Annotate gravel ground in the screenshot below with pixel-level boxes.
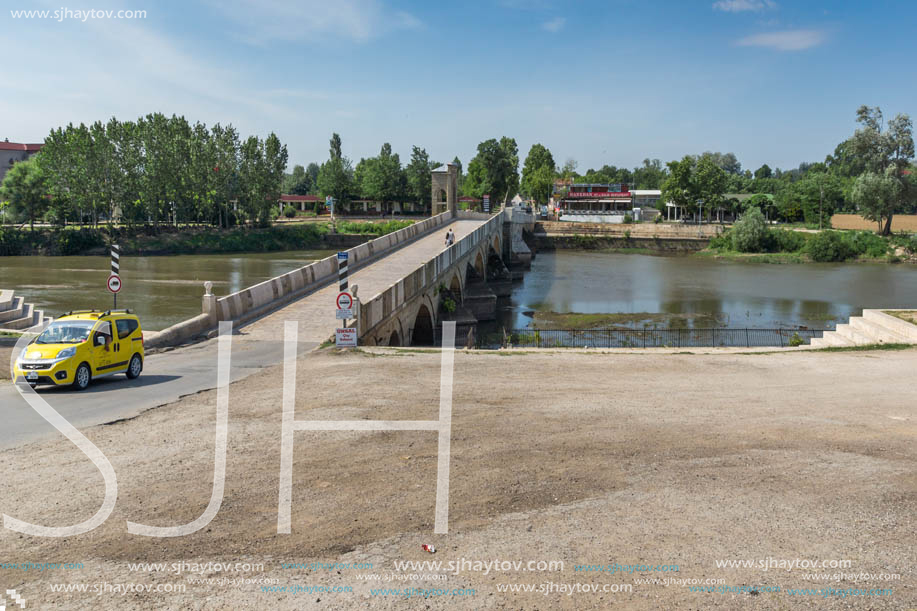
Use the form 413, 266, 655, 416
0, 346, 914, 610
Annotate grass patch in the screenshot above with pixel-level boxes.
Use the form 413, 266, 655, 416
695, 250, 806, 264
884, 310, 917, 326
812, 343, 914, 352
531, 311, 724, 330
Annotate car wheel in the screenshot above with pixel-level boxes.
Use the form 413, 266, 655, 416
72, 363, 91, 391
126, 354, 143, 379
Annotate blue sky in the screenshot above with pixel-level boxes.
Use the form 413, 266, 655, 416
3, 0, 915, 174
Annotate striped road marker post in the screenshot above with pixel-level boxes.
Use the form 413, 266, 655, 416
110, 244, 122, 309
337, 251, 348, 292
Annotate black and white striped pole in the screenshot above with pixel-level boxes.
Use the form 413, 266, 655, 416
108, 244, 122, 309
335, 251, 357, 347
338, 251, 348, 292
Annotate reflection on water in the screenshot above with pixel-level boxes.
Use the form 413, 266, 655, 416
496, 251, 917, 330
0, 250, 335, 330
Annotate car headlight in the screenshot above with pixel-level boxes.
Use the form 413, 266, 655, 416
56, 347, 76, 359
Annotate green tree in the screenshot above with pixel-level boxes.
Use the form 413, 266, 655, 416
464, 138, 516, 204
850, 105, 915, 234
632, 158, 666, 189
500, 137, 520, 204
851, 172, 903, 233
754, 164, 773, 180
660, 156, 696, 217
406, 146, 433, 208
732, 206, 768, 252
360, 143, 405, 212
0, 155, 49, 230
283, 164, 312, 195
694, 156, 728, 220
317, 132, 354, 206
520, 144, 555, 200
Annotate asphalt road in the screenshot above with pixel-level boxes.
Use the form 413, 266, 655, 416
0, 334, 317, 450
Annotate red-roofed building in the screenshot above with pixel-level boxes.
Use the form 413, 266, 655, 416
0, 140, 44, 183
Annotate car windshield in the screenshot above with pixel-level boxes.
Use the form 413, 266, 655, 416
35, 320, 95, 344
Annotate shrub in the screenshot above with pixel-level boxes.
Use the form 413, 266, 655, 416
843, 231, 887, 258
283, 205, 297, 218
55, 229, 105, 255
806, 231, 852, 262
622, 213, 633, 224
788, 332, 804, 347
708, 230, 732, 251
731, 207, 768, 253
768, 228, 809, 253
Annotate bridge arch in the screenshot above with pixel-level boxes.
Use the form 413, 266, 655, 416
492, 233, 501, 256
388, 329, 401, 346
410, 301, 436, 346
473, 250, 485, 278
448, 272, 463, 303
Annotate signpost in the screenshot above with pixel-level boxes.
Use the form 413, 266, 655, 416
335, 328, 357, 347
109, 244, 122, 308
335, 251, 355, 345
336, 291, 353, 319
483, 194, 490, 213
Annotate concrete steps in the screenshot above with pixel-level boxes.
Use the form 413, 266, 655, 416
0, 289, 53, 331
811, 309, 917, 348
863, 309, 917, 341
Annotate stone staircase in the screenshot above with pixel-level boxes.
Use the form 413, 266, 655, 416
810, 309, 917, 348
0, 289, 53, 332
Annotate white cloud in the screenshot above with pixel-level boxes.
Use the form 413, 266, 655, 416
713, 0, 777, 12
735, 29, 827, 51
542, 17, 565, 32
206, 0, 421, 44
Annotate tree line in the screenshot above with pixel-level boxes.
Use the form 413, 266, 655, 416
1, 113, 287, 229
3, 105, 914, 235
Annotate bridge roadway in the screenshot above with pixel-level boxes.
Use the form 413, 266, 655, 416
0, 219, 486, 449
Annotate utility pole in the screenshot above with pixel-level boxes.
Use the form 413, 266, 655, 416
819, 181, 824, 230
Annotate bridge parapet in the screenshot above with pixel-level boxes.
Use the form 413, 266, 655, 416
358, 212, 503, 342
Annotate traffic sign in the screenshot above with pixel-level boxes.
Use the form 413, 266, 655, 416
337, 251, 349, 261
107, 274, 122, 294
336, 308, 353, 320
336, 328, 357, 347
336, 292, 353, 310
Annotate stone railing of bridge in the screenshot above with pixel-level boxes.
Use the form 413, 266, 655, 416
356, 210, 505, 342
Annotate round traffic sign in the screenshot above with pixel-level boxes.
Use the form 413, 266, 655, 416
336, 291, 353, 309
107, 274, 122, 294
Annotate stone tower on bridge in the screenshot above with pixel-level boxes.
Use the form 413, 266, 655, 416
431, 163, 458, 216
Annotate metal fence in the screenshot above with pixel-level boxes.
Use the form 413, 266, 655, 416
477, 328, 825, 349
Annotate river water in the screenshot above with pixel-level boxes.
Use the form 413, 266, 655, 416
495, 251, 917, 330
0, 250, 335, 330
3, 249, 916, 333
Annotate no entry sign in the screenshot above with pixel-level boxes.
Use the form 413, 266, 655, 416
107, 274, 122, 294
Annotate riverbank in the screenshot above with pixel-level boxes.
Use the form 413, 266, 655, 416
533, 221, 917, 264
0, 220, 415, 256
1, 345, 914, 610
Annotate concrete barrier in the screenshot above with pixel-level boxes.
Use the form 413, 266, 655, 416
145, 212, 454, 349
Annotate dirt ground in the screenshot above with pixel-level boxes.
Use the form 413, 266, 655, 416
0, 346, 914, 610
1, 346, 12, 380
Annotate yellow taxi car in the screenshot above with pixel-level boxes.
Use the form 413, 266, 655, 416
13, 310, 144, 390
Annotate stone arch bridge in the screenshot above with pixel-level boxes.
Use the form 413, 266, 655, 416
356, 211, 509, 346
